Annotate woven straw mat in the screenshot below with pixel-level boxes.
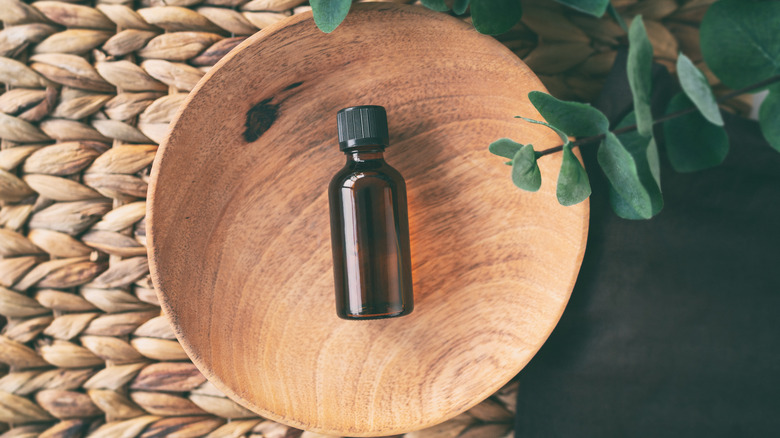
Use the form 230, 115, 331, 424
0, 0, 734, 437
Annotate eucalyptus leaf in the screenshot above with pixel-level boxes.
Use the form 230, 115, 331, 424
607, 111, 663, 219
517, 117, 570, 146
677, 53, 723, 126
528, 91, 609, 137
453, 0, 470, 15
610, 139, 663, 219
620, 117, 662, 192
663, 93, 729, 172
489, 138, 524, 159
470, 0, 522, 35
647, 136, 661, 188
759, 88, 780, 153
627, 15, 654, 137
420, 0, 449, 12
310, 0, 352, 33
608, 188, 643, 221
557, 145, 591, 206
607, 4, 627, 32
512, 145, 542, 191
700, 0, 780, 90
553, 0, 609, 17
598, 132, 652, 219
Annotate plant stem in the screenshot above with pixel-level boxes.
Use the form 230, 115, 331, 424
535, 74, 780, 158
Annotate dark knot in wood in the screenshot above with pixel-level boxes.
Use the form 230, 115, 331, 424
244, 98, 278, 142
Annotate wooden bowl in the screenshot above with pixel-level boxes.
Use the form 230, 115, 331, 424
148, 3, 588, 436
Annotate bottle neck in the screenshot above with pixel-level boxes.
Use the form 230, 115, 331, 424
344, 146, 385, 162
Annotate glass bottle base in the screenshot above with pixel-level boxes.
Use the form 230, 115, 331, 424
338, 307, 413, 320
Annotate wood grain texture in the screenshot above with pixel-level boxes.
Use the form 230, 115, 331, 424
147, 3, 588, 436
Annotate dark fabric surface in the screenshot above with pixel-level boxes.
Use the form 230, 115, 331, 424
515, 51, 780, 437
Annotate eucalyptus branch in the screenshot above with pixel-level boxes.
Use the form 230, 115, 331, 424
535, 74, 780, 158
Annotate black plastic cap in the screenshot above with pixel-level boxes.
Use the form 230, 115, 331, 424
337, 105, 389, 151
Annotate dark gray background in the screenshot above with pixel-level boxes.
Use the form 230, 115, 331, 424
514, 52, 780, 437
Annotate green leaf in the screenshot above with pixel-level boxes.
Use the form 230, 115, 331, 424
470, 0, 522, 35
557, 145, 591, 206
759, 88, 780, 153
609, 111, 663, 219
700, 0, 780, 90
607, 4, 627, 32
610, 138, 663, 219
528, 91, 609, 137
453, 0, 470, 15
512, 144, 542, 191
489, 138, 524, 159
553, 0, 609, 17
627, 15, 654, 137
310, 0, 352, 33
517, 117, 570, 146
647, 136, 661, 188
676, 53, 723, 126
663, 93, 729, 172
420, 0, 449, 12
598, 132, 652, 219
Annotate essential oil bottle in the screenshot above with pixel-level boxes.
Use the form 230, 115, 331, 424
328, 105, 414, 320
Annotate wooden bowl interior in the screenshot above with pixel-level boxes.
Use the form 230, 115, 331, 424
148, 4, 588, 436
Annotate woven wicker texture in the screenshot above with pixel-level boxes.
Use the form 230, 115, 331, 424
0, 0, 727, 436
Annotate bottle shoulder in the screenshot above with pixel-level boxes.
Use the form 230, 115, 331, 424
329, 162, 405, 190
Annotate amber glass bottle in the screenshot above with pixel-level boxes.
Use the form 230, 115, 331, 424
329, 105, 413, 320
